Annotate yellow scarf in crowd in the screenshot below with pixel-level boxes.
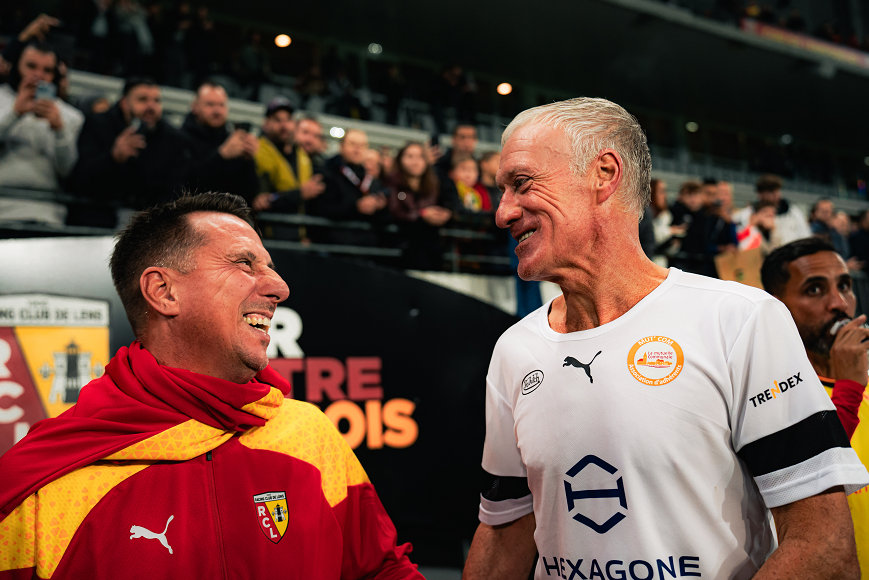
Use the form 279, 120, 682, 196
255, 137, 313, 191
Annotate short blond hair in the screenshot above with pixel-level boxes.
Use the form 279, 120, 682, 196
502, 97, 651, 219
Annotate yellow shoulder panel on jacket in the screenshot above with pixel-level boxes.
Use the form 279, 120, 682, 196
0, 462, 149, 578
239, 399, 369, 507
106, 419, 233, 461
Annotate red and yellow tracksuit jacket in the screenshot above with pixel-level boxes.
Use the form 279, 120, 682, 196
0, 396, 421, 579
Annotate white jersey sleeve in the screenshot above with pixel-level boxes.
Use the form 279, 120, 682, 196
728, 298, 869, 508
479, 334, 534, 525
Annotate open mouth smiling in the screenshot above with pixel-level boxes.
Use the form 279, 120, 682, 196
243, 314, 272, 334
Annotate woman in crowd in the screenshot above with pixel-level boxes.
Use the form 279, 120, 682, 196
387, 142, 454, 269
649, 178, 685, 267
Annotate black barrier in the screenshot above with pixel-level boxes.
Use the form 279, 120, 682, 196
0, 236, 518, 566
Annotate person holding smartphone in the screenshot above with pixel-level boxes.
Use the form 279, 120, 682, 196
0, 39, 83, 215
181, 81, 259, 202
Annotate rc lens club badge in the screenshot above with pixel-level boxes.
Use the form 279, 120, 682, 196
627, 336, 683, 386
254, 491, 289, 544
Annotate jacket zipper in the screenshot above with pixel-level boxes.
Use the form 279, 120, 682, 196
206, 449, 229, 580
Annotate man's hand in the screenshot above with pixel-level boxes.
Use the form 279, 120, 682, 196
421, 205, 452, 226
463, 513, 537, 580
300, 175, 325, 200
755, 488, 859, 580
219, 130, 253, 159
32, 98, 63, 130
18, 14, 59, 42
252, 193, 273, 212
357, 193, 387, 215
112, 125, 147, 163
830, 315, 869, 385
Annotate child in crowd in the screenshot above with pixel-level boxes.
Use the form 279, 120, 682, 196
449, 154, 491, 212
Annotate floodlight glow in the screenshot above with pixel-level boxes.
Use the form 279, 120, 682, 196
330, 127, 345, 138
685, 121, 699, 133
497, 83, 513, 95
864, 156, 869, 167
368, 43, 382, 54
781, 134, 793, 145
275, 34, 291, 48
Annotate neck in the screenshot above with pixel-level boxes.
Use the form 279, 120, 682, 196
547, 217, 669, 333
807, 351, 833, 379
140, 329, 256, 384
406, 175, 421, 190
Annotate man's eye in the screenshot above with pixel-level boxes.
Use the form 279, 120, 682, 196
238, 259, 252, 267
805, 286, 821, 295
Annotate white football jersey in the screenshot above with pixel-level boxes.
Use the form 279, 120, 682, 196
480, 269, 869, 580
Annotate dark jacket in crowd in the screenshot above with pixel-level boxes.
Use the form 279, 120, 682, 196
68, 103, 192, 226
311, 154, 391, 246
811, 220, 850, 260
850, 229, 869, 270
180, 112, 258, 202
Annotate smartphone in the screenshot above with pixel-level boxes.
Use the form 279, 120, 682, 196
236, 121, 252, 133
130, 118, 142, 132
35, 81, 56, 101
429, 134, 439, 148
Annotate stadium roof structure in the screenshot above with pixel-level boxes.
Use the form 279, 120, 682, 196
212, 0, 869, 154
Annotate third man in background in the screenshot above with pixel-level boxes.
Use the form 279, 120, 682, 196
252, 96, 325, 213
762, 237, 869, 577
733, 174, 811, 245
181, 81, 259, 202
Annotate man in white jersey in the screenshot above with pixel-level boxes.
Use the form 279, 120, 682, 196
463, 98, 869, 580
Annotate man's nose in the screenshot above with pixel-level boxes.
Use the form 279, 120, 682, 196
495, 190, 521, 230
829, 288, 850, 313
262, 269, 290, 303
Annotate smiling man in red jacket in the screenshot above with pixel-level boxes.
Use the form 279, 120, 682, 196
0, 192, 422, 580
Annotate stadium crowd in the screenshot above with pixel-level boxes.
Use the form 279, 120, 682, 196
1, 12, 868, 279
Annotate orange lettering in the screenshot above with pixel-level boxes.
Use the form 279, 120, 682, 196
325, 400, 366, 449
383, 398, 418, 448
366, 399, 383, 449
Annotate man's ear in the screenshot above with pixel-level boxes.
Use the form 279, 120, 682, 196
140, 267, 181, 317
592, 149, 624, 205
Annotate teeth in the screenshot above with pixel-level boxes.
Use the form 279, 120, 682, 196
519, 230, 536, 242
243, 315, 272, 334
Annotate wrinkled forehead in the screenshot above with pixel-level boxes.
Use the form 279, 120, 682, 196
497, 123, 571, 182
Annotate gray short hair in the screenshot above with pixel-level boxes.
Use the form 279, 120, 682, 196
501, 97, 651, 219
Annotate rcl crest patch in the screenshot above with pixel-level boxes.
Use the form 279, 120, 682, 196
253, 491, 289, 543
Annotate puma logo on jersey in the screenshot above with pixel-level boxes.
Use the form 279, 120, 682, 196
130, 515, 174, 554
564, 352, 602, 384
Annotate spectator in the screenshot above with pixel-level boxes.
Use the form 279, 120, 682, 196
252, 97, 325, 215
733, 174, 811, 246
115, 0, 154, 76
238, 30, 270, 100
760, 238, 869, 572
450, 154, 491, 213
363, 148, 385, 181
316, 128, 390, 245
0, 40, 84, 224
387, 141, 452, 269
736, 199, 782, 255
430, 64, 476, 136
295, 65, 327, 110
68, 77, 192, 226
849, 210, 869, 272
187, 5, 217, 85
810, 199, 850, 259
161, 2, 192, 88
181, 81, 259, 201
434, 123, 478, 179
294, 115, 327, 167
669, 180, 710, 275
479, 151, 501, 209
649, 178, 685, 266
326, 67, 366, 120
